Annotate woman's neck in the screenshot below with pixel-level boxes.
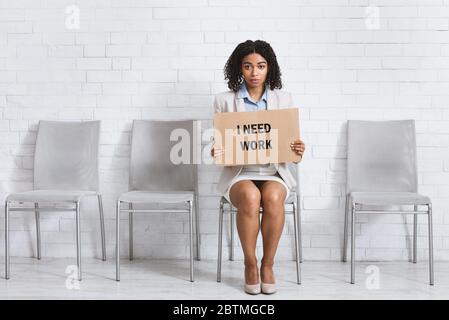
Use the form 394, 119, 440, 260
246, 84, 265, 102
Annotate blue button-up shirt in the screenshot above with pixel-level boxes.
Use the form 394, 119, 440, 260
238, 83, 267, 111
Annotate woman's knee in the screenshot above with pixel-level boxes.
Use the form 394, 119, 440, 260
237, 188, 261, 213
261, 188, 286, 208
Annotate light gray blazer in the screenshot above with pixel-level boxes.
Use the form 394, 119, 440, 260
213, 88, 298, 194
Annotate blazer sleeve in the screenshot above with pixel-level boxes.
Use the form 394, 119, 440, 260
211, 94, 223, 145
213, 95, 223, 114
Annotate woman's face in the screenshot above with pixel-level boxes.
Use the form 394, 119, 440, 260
240, 53, 268, 89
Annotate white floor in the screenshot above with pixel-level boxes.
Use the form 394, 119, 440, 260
0, 257, 447, 300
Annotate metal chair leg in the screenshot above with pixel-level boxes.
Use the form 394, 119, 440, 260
217, 199, 224, 282
129, 203, 133, 261
34, 203, 41, 260
230, 205, 234, 261
5, 201, 10, 280
188, 200, 194, 282
296, 195, 303, 263
195, 194, 201, 261
413, 205, 418, 264
350, 202, 356, 284
97, 195, 106, 261
116, 200, 121, 281
293, 201, 301, 284
428, 203, 434, 286
343, 195, 349, 262
75, 201, 81, 281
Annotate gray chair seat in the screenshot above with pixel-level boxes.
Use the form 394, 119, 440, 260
285, 190, 297, 204
350, 192, 430, 205
7, 190, 98, 203
118, 190, 194, 203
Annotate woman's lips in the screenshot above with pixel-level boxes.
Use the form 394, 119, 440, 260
250, 79, 260, 83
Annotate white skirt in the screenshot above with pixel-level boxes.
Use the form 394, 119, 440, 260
224, 173, 290, 207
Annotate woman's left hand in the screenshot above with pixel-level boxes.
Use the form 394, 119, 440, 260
290, 139, 305, 160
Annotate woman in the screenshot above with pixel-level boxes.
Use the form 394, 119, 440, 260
211, 40, 306, 295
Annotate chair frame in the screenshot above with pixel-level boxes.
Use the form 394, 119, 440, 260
342, 199, 434, 285
5, 197, 106, 281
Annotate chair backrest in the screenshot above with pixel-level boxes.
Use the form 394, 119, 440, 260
34, 120, 100, 191
346, 120, 418, 194
129, 120, 201, 192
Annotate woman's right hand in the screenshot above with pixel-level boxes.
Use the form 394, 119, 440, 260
211, 145, 224, 158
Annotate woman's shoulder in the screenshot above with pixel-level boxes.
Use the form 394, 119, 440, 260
213, 90, 236, 112
214, 90, 236, 99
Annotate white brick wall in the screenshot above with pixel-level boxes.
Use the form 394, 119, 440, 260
0, 0, 448, 262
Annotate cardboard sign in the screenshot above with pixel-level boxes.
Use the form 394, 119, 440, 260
213, 108, 300, 166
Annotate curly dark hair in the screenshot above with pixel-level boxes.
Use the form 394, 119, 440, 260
224, 40, 282, 92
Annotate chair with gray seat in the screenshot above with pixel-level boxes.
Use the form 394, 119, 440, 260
115, 120, 201, 282
217, 162, 303, 285
342, 120, 434, 285
4, 120, 106, 281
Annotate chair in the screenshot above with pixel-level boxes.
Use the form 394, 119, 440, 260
342, 120, 434, 285
4, 120, 106, 281
115, 120, 201, 282
217, 162, 303, 284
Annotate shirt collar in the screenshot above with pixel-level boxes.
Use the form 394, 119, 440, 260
238, 82, 267, 103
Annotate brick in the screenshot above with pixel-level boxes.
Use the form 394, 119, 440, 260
106, 45, 142, 57
77, 58, 112, 70
304, 197, 340, 210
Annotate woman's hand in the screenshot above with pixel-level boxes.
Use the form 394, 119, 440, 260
290, 139, 305, 163
210, 145, 224, 158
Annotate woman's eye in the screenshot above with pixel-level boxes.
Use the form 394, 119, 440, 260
258, 65, 265, 69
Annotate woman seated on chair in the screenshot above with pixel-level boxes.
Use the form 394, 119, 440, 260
211, 40, 306, 295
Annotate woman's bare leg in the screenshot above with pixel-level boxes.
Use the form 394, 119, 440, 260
259, 181, 287, 284
229, 180, 262, 285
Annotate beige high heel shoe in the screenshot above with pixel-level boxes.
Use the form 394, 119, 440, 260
261, 282, 277, 295
244, 267, 261, 295
245, 282, 261, 295
260, 265, 277, 294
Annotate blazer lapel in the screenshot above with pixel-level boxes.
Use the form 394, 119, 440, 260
234, 91, 246, 112
266, 89, 277, 110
